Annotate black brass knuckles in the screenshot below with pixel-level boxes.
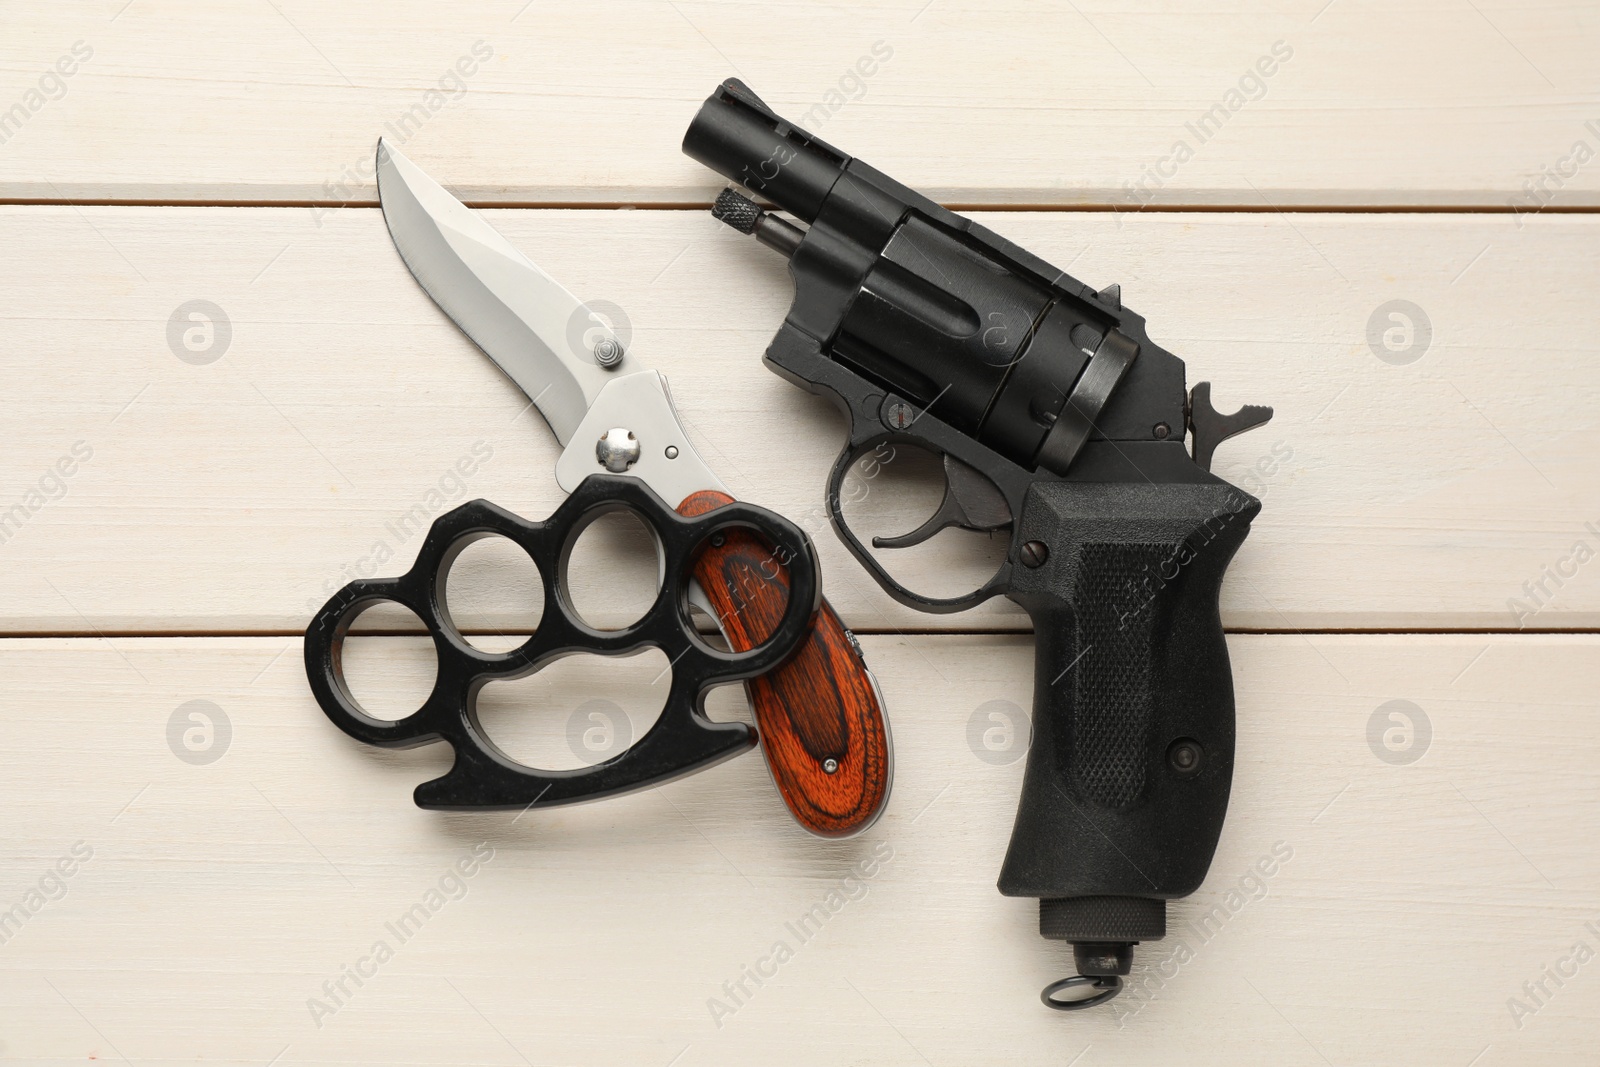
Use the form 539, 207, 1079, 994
303, 474, 820, 812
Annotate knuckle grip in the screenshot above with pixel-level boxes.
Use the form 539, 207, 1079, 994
303, 475, 819, 811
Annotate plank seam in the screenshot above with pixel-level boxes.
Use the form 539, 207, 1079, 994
2, 198, 1598, 215
2, 627, 1596, 638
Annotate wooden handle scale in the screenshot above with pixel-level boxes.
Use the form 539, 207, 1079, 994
678, 490, 891, 837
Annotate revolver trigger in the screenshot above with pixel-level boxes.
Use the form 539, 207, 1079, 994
1187, 382, 1274, 472
872, 455, 1011, 550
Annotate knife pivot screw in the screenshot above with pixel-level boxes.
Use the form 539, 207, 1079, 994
665, 445, 679, 459
710, 532, 726, 547
592, 337, 625, 368
1167, 738, 1204, 777
596, 428, 642, 473
823, 758, 839, 774
1153, 422, 1171, 440
1020, 540, 1049, 568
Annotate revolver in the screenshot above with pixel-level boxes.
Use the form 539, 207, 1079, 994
685, 80, 1273, 1008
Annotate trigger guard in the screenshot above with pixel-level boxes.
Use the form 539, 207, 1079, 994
304, 474, 821, 812
826, 434, 1013, 616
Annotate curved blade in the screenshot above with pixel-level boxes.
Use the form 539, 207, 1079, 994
375, 139, 634, 445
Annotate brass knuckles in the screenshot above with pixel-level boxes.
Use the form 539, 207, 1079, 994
825, 432, 1015, 616
303, 474, 820, 811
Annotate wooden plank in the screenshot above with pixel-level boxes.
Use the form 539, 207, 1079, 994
0, 633, 1594, 1062
1, 205, 1595, 633
2, 2, 1599, 207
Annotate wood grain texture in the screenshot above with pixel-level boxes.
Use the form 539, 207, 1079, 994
0, 5, 1593, 1054
0, 633, 1593, 1063
678, 489, 890, 838
2, 2, 1599, 207
0, 206, 1594, 632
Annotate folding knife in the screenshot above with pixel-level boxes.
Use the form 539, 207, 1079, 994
374, 141, 892, 836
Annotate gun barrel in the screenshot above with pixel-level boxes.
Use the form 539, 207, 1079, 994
683, 79, 847, 224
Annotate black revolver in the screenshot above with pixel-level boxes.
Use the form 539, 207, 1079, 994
685, 80, 1273, 1009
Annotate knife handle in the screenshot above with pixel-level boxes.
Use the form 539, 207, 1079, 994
678, 490, 891, 837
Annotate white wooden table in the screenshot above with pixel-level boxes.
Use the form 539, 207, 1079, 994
1, 3, 1596, 1064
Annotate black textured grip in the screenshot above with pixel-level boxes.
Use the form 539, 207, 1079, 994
1073, 542, 1168, 808
998, 479, 1259, 924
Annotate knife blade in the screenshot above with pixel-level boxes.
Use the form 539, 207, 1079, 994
375, 140, 891, 837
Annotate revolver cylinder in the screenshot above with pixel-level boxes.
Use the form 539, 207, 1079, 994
686, 81, 1142, 477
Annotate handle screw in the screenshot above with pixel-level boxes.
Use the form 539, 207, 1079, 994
1167, 738, 1204, 776
882, 399, 915, 431
593, 337, 624, 368
823, 758, 839, 774
1020, 540, 1050, 568
1153, 422, 1171, 440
